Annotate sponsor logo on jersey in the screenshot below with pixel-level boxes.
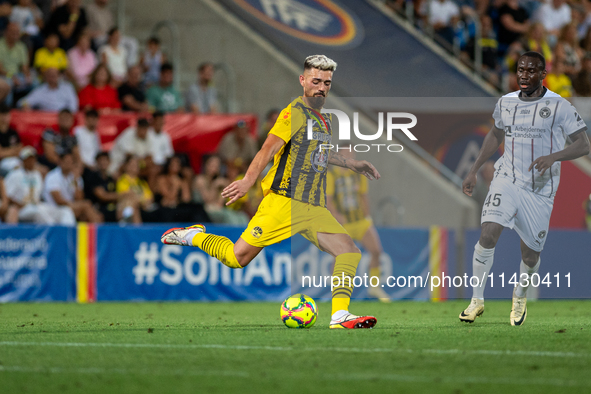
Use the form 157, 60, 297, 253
520, 109, 530, 115
539, 107, 551, 118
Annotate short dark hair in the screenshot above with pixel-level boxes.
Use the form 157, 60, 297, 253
59, 150, 73, 159
161, 63, 173, 73
519, 51, 546, 71
85, 109, 99, 118
108, 26, 119, 37
137, 118, 150, 128
198, 62, 213, 73
95, 151, 109, 161
153, 111, 164, 119
0, 103, 10, 114
148, 36, 160, 45
59, 109, 72, 116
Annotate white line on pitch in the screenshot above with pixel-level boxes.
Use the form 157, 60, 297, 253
0, 341, 589, 359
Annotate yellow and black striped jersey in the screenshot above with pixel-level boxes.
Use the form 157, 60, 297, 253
326, 166, 367, 223
261, 97, 332, 207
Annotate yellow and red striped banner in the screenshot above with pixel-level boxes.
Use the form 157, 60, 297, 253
429, 226, 448, 302
77, 223, 97, 303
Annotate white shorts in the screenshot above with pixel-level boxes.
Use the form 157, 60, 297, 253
481, 176, 554, 252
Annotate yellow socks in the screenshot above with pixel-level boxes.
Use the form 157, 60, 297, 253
331, 252, 361, 315
369, 267, 380, 279
191, 233, 243, 269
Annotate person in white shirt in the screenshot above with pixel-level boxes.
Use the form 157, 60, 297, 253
6, 146, 75, 224
98, 27, 127, 83
426, 0, 460, 44
74, 109, 101, 168
535, 0, 572, 44
108, 117, 154, 174
149, 111, 173, 166
43, 151, 102, 223
459, 51, 590, 326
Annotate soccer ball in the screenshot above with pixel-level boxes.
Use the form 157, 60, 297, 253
280, 294, 317, 328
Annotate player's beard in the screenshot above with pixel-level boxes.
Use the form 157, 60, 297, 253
306, 95, 326, 109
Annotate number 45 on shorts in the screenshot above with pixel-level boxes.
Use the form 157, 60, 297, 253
484, 193, 502, 207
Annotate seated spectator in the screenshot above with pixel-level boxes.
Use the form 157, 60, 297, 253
186, 62, 219, 114
464, 15, 500, 85
0, 104, 23, 173
534, 0, 571, 46
10, 0, 42, 38
85, 0, 113, 48
423, 0, 460, 46
116, 154, 155, 222
497, 0, 529, 50
524, 23, 553, 71
67, 33, 97, 90
4, 146, 70, 224
44, 0, 87, 50
555, 23, 584, 79
33, 33, 68, 74
546, 57, 573, 97
146, 63, 183, 113
141, 36, 165, 86
0, 22, 34, 105
18, 67, 78, 112
150, 111, 173, 166
84, 151, 139, 223
573, 54, 591, 96
0, 172, 17, 223
109, 117, 154, 174
0, 0, 12, 36
42, 151, 100, 224
78, 63, 121, 112
74, 109, 101, 168
217, 119, 257, 169
118, 65, 148, 112
258, 108, 280, 149
38, 108, 79, 170
98, 27, 127, 83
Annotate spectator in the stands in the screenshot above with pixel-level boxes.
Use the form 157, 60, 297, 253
78, 63, 121, 112
33, 32, 68, 73
73, 109, 101, 168
67, 33, 97, 90
84, 151, 138, 223
43, 151, 100, 224
10, 0, 44, 51
4, 146, 69, 224
573, 54, 591, 97
0, 174, 17, 223
497, 0, 529, 50
118, 65, 148, 112
116, 154, 154, 222
44, 0, 87, 50
258, 108, 280, 149
555, 23, 584, 79
0, 104, 22, 173
523, 23, 553, 71
141, 36, 165, 86
147, 63, 183, 113
17, 67, 78, 112
38, 108, 78, 170
186, 62, 219, 114
423, 0, 459, 45
98, 27, 127, 83
109, 117, 154, 175
0, 22, 34, 106
534, 0, 572, 46
545, 56, 573, 98
155, 155, 203, 222
217, 119, 257, 169
85, 0, 113, 48
0, 0, 12, 36
464, 15, 499, 85
149, 111, 173, 167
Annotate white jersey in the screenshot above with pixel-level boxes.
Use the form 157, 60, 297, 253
492, 89, 587, 198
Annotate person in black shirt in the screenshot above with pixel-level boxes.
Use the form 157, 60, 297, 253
38, 108, 79, 170
118, 65, 148, 112
84, 151, 119, 222
0, 104, 22, 173
497, 0, 529, 49
44, 0, 88, 50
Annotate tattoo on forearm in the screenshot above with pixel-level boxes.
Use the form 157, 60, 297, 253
328, 150, 348, 168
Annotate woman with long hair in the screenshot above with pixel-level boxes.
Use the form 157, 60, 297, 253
78, 63, 121, 112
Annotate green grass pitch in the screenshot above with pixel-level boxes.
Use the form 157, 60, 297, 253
1, 300, 590, 393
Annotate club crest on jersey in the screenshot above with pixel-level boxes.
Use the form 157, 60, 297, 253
251, 226, 263, 239
539, 107, 551, 119
310, 146, 329, 173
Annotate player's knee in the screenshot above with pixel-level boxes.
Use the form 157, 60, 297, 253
479, 232, 498, 249
522, 253, 539, 268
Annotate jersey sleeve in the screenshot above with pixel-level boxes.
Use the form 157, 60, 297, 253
269, 105, 304, 143
559, 101, 587, 136
358, 174, 368, 194
325, 170, 335, 197
492, 99, 504, 130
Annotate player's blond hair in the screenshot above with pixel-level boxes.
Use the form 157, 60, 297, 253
304, 55, 337, 72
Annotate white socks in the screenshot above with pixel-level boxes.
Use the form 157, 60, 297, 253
472, 242, 495, 299
515, 258, 540, 298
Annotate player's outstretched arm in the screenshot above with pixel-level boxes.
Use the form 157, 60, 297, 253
328, 150, 381, 180
463, 126, 505, 196
221, 134, 285, 206
528, 130, 590, 176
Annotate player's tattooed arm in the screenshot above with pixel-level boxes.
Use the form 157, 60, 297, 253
328, 150, 381, 180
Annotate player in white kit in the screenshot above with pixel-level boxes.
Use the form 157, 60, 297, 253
460, 52, 590, 326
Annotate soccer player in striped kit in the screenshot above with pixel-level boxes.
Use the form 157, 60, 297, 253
460, 52, 590, 326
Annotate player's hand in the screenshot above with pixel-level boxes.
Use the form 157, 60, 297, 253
221, 178, 252, 206
350, 160, 381, 180
462, 172, 477, 196
529, 155, 556, 176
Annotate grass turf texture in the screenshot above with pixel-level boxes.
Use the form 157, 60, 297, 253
0, 301, 590, 394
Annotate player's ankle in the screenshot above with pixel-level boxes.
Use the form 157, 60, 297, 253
331, 310, 348, 321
